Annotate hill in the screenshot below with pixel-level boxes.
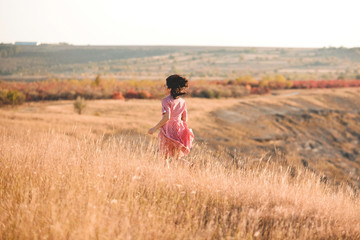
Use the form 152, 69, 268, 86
1, 87, 359, 187
201, 88, 360, 188
1, 88, 360, 239
1, 44, 360, 81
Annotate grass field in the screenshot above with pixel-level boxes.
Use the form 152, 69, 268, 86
1, 88, 360, 239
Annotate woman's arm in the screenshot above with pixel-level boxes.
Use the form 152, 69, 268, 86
148, 112, 170, 134
181, 112, 187, 122
181, 105, 187, 122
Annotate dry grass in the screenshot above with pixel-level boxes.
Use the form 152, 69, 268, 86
1, 117, 360, 239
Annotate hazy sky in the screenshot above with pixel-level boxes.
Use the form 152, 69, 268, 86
0, 0, 359, 47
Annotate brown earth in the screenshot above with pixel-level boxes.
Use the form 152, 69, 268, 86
194, 88, 360, 188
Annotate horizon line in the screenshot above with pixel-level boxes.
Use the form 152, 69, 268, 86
1, 41, 359, 49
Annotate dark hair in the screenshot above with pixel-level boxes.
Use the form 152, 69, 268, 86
166, 74, 189, 99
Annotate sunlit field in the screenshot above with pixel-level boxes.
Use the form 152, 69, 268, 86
2, 0, 360, 238
1, 94, 360, 239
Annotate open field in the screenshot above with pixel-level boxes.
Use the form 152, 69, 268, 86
1, 45, 360, 81
1, 87, 360, 239
1, 87, 359, 186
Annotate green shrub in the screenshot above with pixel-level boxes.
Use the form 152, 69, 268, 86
200, 89, 216, 98
0, 89, 25, 105
93, 74, 102, 86
73, 96, 86, 114
198, 89, 220, 99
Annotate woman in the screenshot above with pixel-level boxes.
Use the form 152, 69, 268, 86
148, 74, 194, 161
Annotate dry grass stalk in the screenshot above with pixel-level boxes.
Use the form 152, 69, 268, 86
1, 123, 360, 239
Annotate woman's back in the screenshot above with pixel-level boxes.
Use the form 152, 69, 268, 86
162, 95, 186, 120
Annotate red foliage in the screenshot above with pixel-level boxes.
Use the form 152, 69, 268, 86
137, 90, 152, 99
112, 92, 125, 100
213, 80, 228, 86
1, 78, 359, 102
124, 90, 152, 99
124, 90, 139, 99
268, 81, 287, 89
250, 87, 270, 95
291, 79, 360, 89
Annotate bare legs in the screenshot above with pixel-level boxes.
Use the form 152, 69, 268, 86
161, 142, 192, 168
163, 149, 193, 168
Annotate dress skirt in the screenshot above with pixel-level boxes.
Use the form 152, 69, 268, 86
159, 119, 194, 157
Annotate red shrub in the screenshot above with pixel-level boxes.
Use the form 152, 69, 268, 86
137, 90, 152, 99
250, 87, 270, 95
291, 79, 360, 89
1, 78, 359, 102
112, 92, 125, 100
124, 90, 138, 99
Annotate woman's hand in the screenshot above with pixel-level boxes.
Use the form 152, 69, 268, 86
148, 127, 157, 135
148, 113, 169, 135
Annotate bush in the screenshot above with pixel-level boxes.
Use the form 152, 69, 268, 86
73, 96, 86, 114
250, 87, 270, 95
112, 92, 125, 100
291, 79, 360, 89
259, 74, 292, 89
0, 89, 25, 105
231, 85, 249, 97
190, 85, 249, 98
198, 89, 219, 99
124, 90, 139, 99
93, 74, 101, 86
137, 90, 152, 99
234, 75, 257, 86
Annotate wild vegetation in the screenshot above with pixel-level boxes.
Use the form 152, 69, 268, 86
1, 75, 360, 106
1, 95, 360, 239
1, 44, 359, 105
73, 96, 86, 114
1, 43, 360, 238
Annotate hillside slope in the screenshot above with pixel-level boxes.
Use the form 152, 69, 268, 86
1, 110, 360, 239
0, 88, 359, 188
195, 88, 360, 188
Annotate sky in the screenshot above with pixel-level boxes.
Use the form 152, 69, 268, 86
0, 0, 359, 48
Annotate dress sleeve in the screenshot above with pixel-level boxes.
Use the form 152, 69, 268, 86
161, 98, 171, 115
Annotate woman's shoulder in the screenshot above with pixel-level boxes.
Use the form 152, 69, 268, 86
162, 95, 172, 101
162, 95, 185, 103
161, 95, 172, 104
178, 96, 186, 103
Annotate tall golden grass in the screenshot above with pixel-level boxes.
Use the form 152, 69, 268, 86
1, 121, 360, 239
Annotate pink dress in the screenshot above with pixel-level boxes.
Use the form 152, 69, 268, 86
159, 95, 194, 157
